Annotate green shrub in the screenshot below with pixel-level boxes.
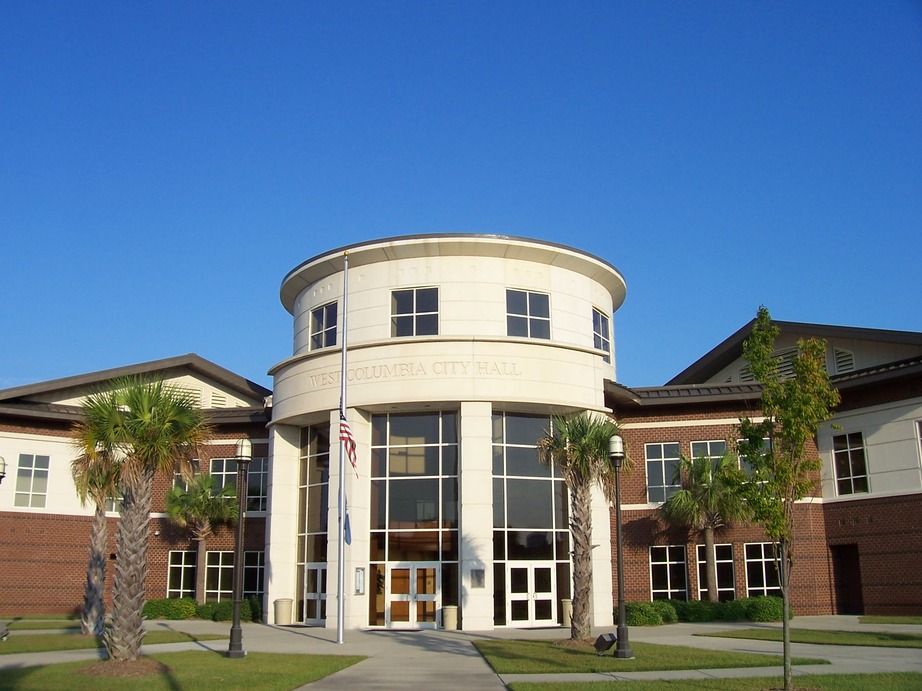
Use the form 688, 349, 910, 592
142, 597, 197, 620
196, 602, 218, 621
745, 596, 788, 622
212, 599, 252, 622
246, 595, 262, 623
650, 599, 678, 624
624, 601, 662, 626
668, 599, 693, 621
682, 599, 718, 622
142, 599, 168, 619
715, 598, 748, 622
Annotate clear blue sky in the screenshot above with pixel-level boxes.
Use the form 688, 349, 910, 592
2, 2, 920, 391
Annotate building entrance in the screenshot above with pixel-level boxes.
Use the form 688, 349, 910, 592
302, 564, 327, 625
506, 562, 557, 626
386, 562, 440, 629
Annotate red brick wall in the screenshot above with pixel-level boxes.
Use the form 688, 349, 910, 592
609, 402, 833, 614
610, 503, 834, 615
0, 420, 270, 616
824, 494, 922, 615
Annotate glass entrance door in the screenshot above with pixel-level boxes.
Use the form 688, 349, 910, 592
302, 564, 327, 625
387, 563, 440, 629
507, 563, 556, 626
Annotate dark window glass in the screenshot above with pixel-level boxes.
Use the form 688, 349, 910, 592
507, 531, 554, 560
529, 292, 549, 318
388, 478, 439, 529
506, 479, 553, 528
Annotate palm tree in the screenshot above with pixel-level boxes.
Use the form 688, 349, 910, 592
538, 413, 620, 641
660, 452, 749, 603
165, 473, 237, 603
72, 397, 123, 636
78, 377, 210, 661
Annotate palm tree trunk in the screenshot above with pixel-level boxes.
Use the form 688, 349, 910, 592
569, 481, 593, 641
106, 470, 154, 661
703, 527, 719, 604
194, 537, 207, 604
81, 504, 108, 636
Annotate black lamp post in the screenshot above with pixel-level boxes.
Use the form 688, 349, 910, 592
609, 434, 634, 659
0, 456, 6, 484
227, 438, 252, 659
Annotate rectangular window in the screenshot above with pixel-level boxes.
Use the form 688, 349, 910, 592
650, 545, 688, 600
391, 287, 439, 337
311, 301, 338, 350
506, 289, 550, 339
737, 437, 770, 475
209, 457, 268, 511
833, 432, 869, 496
645, 442, 681, 503
244, 551, 265, 598
690, 440, 727, 465
167, 551, 196, 598
14, 454, 50, 508
205, 551, 235, 603
696, 544, 735, 601
592, 308, 611, 363
173, 460, 201, 492
745, 542, 782, 597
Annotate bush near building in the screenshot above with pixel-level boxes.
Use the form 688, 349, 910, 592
141, 597, 258, 623
622, 597, 788, 626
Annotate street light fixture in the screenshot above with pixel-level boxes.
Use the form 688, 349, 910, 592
0, 456, 6, 484
227, 438, 252, 659
609, 434, 634, 659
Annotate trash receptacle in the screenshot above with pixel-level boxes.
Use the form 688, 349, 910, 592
561, 599, 573, 628
274, 598, 293, 626
442, 605, 458, 630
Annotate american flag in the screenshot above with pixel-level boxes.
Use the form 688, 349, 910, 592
340, 415, 358, 476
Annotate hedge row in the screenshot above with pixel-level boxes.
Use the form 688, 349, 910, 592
619, 596, 789, 626
141, 596, 262, 623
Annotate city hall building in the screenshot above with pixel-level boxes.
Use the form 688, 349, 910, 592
1, 234, 921, 628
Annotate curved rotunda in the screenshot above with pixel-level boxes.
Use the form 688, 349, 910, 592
265, 234, 626, 630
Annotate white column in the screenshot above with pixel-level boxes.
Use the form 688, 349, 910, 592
265, 423, 300, 624
459, 401, 495, 630
324, 408, 371, 631
590, 483, 615, 628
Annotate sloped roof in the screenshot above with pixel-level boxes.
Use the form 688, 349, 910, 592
605, 380, 763, 409
667, 320, 922, 385
0, 353, 272, 420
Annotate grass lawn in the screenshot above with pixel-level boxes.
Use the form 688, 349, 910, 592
473, 639, 827, 675
0, 630, 226, 655
506, 672, 922, 690
700, 628, 922, 648
861, 615, 922, 626
0, 650, 364, 691
7, 620, 82, 631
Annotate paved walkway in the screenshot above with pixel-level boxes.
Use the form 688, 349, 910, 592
1, 616, 920, 688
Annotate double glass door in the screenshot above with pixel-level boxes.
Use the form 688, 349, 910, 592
302, 564, 327, 625
387, 562, 439, 629
507, 563, 556, 626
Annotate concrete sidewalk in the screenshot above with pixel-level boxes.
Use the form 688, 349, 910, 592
1, 616, 920, 688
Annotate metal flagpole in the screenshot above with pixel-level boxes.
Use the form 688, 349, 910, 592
336, 251, 349, 644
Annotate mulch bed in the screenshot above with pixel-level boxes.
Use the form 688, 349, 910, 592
77, 658, 169, 678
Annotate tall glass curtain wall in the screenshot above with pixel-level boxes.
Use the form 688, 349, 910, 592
298, 426, 330, 623
492, 413, 571, 626
368, 412, 460, 626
